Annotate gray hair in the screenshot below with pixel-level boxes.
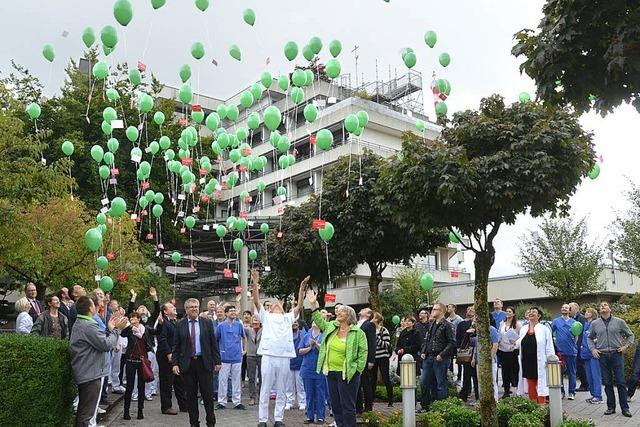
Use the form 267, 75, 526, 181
337, 305, 358, 326
184, 298, 200, 310
15, 297, 30, 313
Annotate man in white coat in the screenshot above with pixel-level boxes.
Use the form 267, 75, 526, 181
252, 269, 309, 427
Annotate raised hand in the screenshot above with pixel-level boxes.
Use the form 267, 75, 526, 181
116, 316, 129, 330
149, 287, 157, 301
236, 293, 242, 303
300, 275, 311, 290
251, 269, 259, 285
306, 289, 317, 304
107, 315, 117, 331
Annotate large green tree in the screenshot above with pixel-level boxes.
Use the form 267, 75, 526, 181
615, 184, 640, 274
519, 217, 604, 301
318, 151, 446, 310
379, 267, 441, 323
380, 95, 594, 426
512, 0, 640, 115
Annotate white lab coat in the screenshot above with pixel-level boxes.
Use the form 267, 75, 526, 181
515, 322, 555, 397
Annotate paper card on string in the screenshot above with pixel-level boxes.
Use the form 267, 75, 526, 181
312, 219, 326, 229
41, 158, 47, 166
111, 168, 119, 176
239, 211, 248, 219
130, 213, 138, 220
141, 182, 150, 190
131, 154, 142, 163
134, 217, 141, 223
223, 268, 233, 279
146, 233, 154, 240
95, 275, 101, 282
180, 227, 186, 234
235, 287, 243, 293
109, 178, 117, 185
178, 194, 186, 200
192, 104, 202, 112
111, 120, 124, 129
100, 207, 109, 214
264, 266, 271, 272
137, 61, 147, 72
145, 146, 153, 153
192, 206, 200, 213
277, 207, 284, 215
141, 209, 148, 216
328, 97, 337, 104
101, 198, 110, 205
157, 243, 164, 250
155, 251, 161, 257
248, 221, 254, 226
273, 196, 282, 205
181, 158, 193, 166
177, 211, 185, 217
324, 294, 336, 303
203, 225, 210, 231
310, 135, 317, 145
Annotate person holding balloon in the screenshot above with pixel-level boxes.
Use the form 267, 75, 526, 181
551, 304, 580, 400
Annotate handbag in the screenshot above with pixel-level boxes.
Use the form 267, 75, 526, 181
141, 355, 155, 383
456, 334, 474, 364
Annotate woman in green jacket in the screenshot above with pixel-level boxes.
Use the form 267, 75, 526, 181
307, 289, 367, 427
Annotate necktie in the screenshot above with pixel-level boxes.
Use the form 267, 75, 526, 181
32, 300, 41, 315
190, 320, 196, 355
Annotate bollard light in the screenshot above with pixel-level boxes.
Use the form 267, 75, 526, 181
546, 354, 562, 388
400, 354, 416, 389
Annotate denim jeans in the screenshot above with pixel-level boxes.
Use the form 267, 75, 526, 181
584, 357, 602, 400
420, 355, 450, 409
327, 371, 360, 427
598, 352, 628, 411
303, 376, 326, 422
626, 345, 640, 398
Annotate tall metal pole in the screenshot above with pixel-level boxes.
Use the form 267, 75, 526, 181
240, 245, 249, 312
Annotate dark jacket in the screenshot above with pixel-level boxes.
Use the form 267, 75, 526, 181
127, 300, 160, 326
360, 320, 376, 364
421, 318, 456, 358
121, 324, 156, 360
396, 327, 421, 358
415, 320, 431, 343
28, 299, 45, 323
172, 316, 221, 373
572, 312, 587, 356
58, 302, 71, 322
456, 319, 473, 348
156, 318, 177, 355
68, 304, 78, 333
31, 310, 68, 339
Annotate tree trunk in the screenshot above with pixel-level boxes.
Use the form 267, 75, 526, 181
367, 262, 382, 311
35, 281, 46, 304
474, 248, 498, 427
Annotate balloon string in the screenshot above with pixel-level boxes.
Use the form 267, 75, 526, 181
141, 20, 154, 62
318, 151, 325, 219
324, 242, 332, 288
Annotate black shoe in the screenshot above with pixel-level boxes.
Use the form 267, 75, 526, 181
576, 386, 589, 392
304, 420, 314, 425
622, 410, 632, 418
234, 404, 246, 410
387, 402, 393, 407
257, 423, 268, 427
137, 409, 144, 420
604, 408, 616, 415
215, 404, 226, 410
274, 422, 286, 427
123, 413, 131, 420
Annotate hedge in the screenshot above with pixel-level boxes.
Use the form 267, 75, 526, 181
0, 334, 75, 427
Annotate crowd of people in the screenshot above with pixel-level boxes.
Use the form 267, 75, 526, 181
13, 279, 640, 426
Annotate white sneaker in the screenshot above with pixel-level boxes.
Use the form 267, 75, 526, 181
299, 405, 306, 411
97, 407, 106, 414
132, 396, 138, 401
284, 404, 292, 410
145, 395, 153, 401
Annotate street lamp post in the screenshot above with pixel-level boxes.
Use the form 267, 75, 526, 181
400, 354, 416, 427
546, 354, 563, 427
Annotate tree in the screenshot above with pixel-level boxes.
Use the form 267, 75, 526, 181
519, 217, 604, 301
380, 267, 441, 323
380, 95, 594, 426
265, 199, 355, 306
318, 150, 446, 310
614, 184, 640, 274
512, 1, 640, 115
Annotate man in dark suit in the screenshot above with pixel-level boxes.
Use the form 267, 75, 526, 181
157, 302, 187, 415
356, 308, 377, 413
173, 298, 221, 427
25, 282, 44, 322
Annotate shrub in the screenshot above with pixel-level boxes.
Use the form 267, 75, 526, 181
508, 413, 544, 427
376, 385, 402, 402
497, 396, 547, 427
428, 396, 464, 414
0, 334, 75, 427
380, 411, 403, 427
361, 411, 382, 427
557, 420, 596, 427
417, 411, 445, 427
442, 406, 481, 427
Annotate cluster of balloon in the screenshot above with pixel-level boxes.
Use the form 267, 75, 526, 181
343, 110, 369, 137
420, 272, 434, 291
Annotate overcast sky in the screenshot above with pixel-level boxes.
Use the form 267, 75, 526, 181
2, 0, 639, 278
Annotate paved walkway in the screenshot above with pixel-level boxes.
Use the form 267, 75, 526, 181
558, 390, 639, 426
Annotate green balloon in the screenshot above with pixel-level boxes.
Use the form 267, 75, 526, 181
435, 102, 448, 117
205, 112, 220, 131
304, 104, 318, 122
92, 62, 109, 80
261, 72, 272, 88
290, 87, 305, 104
278, 155, 289, 169
439, 52, 451, 67
101, 121, 112, 136
100, 25, 118, 48
260, 223, 269, 234
216, 225, 227, 238
151, 0, 166, 9
84, 228, 103, 252
153, 111, 165, 125
195, 0, 209, 11
303, 45, 315, 62
179, 65, 192, 85
357, 110, 369, 128
139, 93, 153, 113
191, 110, 204, 124
110, 197, 127, 217
392, 315, 400, 325
107, 138, 120, 153
227, 105, 239, 121
103, 45, 114, 57
106, 88, 120, 102
233, 238, 244, 252
126, 126, 139, 142
103, 152, 115, 166
185, 216, 196, 229
250, 83, 264, 101
403, 51, 417, 69
99, 276, 114, 293
284, 41, 298, 61
96, 212, 107, 225
157, 136, 169, 150
329, 40, 342, 57
103, 106, 117, 123
277, 138, 291, 153
278, 75, 290, 91
325, 59, 341, 79
276, 186, 286, 196
319, 221, 335, 241
179, 84, 193, 104
270, 131, 281, 147
344, 114, 359, 133
26, 103, 41, 120
129, 69, 142, 86
227, 172, 239, 187
588, 164, 601, 180
257, 180, 266, 192
247, 112, 260, 130
292, 70, 306, 87
229, 149, 241, 163
42, 44, 55, 62
570, 321, 584, 336
152, 204, 163, 217
305, 70, 315, 86
61, 141, 74, 157
416, 119, 426, 132
316, 129, 333, 151
240, 91, 254, 108
96, 256, 109, 270
424, 31, 437, 48
449, 231, 461, 244
309, 37, 322, 54
236, 218, 247, 232
248, 249, 257, 261
82, 27, 96, 48
420, 272, 434, 291
171, 251, 181, 263
113, 0, 133, 26
263, 106, 282, 131
153, 193, 164, 206
99, 165, 110, 180
519, 92, 531, 103
353, 127, 363, 137
229, 45, 242, 61
243, 8, 255, 25
191, 42, 205, 60
139, 161, 151, 176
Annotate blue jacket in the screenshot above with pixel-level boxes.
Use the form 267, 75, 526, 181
290, 330, 304, 370
300, 330, 324, 379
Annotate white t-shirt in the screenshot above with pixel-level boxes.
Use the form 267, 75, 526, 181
256, 306, 298, 358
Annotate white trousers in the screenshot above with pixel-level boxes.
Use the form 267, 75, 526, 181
149, 351, 159, 394
218, 362, 242, 407
111, 349, 123, 388
259, 355, 289, 423
286, 369, 306, 407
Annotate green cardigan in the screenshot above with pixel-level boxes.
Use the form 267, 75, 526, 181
312, 309, 368, 382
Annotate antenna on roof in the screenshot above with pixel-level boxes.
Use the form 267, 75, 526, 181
352, 45, 360, 87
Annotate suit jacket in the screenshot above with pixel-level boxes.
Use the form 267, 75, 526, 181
156, 318, 177, 354
360, 320, 376, 364
28, 299, 44, 323
172, 317, 221, 373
